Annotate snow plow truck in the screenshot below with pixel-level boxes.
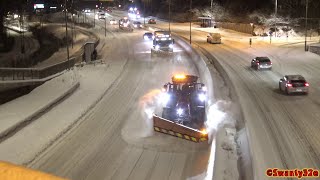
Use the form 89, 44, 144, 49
151, 31, 174, 55
153, 74, 208, 142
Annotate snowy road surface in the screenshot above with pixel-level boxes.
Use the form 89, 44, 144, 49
147, 21, 320, 179
18, 19, 214, 179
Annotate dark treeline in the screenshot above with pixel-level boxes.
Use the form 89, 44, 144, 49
139, 0, 320, 18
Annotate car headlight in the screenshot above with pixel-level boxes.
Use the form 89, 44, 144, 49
177, 108, 183, 116
169, 44, 173, 48
134, 25, 137, 27
199, 94, 206, 102
155, 45, 160, 50
144, 35, 149, 40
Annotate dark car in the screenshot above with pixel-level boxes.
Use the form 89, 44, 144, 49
251, 57, 272, 70
148, 18, 156, 24
143, 32, 153, 40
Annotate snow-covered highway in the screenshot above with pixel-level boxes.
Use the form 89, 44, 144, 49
147, 20, 320, 179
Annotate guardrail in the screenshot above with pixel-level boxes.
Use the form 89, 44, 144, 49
0, 57, 75, 80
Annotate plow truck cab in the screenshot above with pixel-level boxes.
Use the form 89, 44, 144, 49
151, 31, 174, 54
153, 74, 208, 142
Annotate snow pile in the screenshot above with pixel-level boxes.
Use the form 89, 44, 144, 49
138, 89, 163, 137
205, 100, 236, 142
0, 69, 79, 140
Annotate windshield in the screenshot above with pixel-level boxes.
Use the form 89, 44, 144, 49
257, 58, 270, 62
156, 40, 173, 46
290, 80, 306, 83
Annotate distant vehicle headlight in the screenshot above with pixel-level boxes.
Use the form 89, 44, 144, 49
155, 45, 160, 50
177, 108, 183, 116
144, 35, 149, 40
134, 25, 137, 27
198, 94, 206, 102
169, 44, 173, 48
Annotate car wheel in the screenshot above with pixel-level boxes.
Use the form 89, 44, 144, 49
269, 67, 272, 70
285, 88, 289, 95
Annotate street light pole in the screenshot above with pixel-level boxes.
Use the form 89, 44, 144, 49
169, 0, 171, 31
105, 14, 107, 37
305, 0, 308, 51
64, 0, 70, 69
189, 0, 192, 44
144, 1, 146, 25
275, 0, 277, 38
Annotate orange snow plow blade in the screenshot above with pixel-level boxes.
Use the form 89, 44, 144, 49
0, 161, 68, 180
153, 114, 208, 143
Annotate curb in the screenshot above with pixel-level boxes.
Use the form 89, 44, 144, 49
0, 80, 80, 142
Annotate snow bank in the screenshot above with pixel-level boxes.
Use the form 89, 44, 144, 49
0, 69, 79, 140
0, 60, 127, 164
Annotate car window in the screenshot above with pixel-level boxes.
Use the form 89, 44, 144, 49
258, 58, 270, 62
291, 80, 306, 83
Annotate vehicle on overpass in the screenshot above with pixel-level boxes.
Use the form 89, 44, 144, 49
119, 17, 133, 31
153, 74, 208, 142
279, 75, 309, 95
251, 57, 272, 70
207, 33, 221, 44
151, 31, 174, 54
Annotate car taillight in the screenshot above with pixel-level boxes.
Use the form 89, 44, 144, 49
269, 62, 272, 65
287, 83, 292, 87
305, 83, 309, 87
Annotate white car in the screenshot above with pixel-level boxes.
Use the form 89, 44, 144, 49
110, 19, 117, 25
98, 13, 105, 19
279, 75, 309, 95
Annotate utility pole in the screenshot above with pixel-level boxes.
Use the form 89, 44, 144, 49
305, 0, 308, 51
65, 0, 70, 69
211, 0, 213, 13
275, 0, 277, 38
94, 7, 95, 27
169, 0, 171, 31
189, 0, 192, 44
71, 0, 74, 48
144, 1, 145, 26
105, 14, 107, 37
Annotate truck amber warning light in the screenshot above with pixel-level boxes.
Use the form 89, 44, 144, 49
266, 168, 319, 179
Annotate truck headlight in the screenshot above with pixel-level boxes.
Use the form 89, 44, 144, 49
155, 45, 160, 50
160, 93, 170, 106
177, 108, 183, 116
169, 44, 173, 48
199, 94, 206, 102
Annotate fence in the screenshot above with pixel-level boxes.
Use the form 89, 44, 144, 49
309, 44, 320, 56
0, 57, 75, 80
